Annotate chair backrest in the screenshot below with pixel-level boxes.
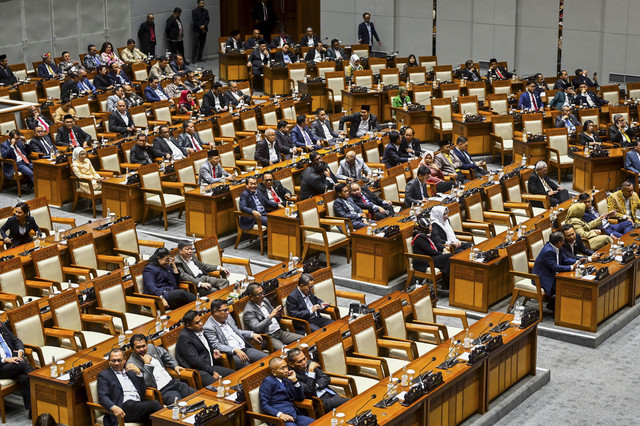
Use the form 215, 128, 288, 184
316, 61, 335, 79
348, 313, 379, 355
330, 112, 344, 132
6, 302, 45, 347
67, 232, 99, 271
160, 325, 183, 359
401, 227, 415, 271
276, 281, 297, 316
536, 217, 552, 242
131, 62, 148, 80
297, 198, 320, 237
96, 92, 110, 112
217, 114, 236, 138
195, 121, 215, 145
408, 67, 426, 85
94, 273, 127, 313
458, 95, 478, 115
175, 157, 196, 185
316, 330, 348, 375
27, 197, 54, 231
310, 267, 338, 306
351, 44, 369, 59
380, 175, 400, 203
49, 289, 83, 331
545, 127, 569, 156
431, 98, 452, 124
71, 98, 92, 118
378, 298, 407, 340
19, 83, 38, 103
593, 190, 608, 214
216, 141, 237, 169
239, 136, 258, 161
129, 260, 148, 294
440, 83, 460, 100
240, 110, 258, 132
128, 105, 148, 128
380, 68, 400, 86
485, 93, 508, 115
525, 228, 545, 261
409, 284, 435, 323
368, 58, 386, 76
273, 167, 295, 194
152, 100, 173, 123
325, 72, 345, 102
503, 175, 523, 202
522, 113, 544, 135
445, 202, 463, 232
111, 218, 141, 256
240, 366, 272, 426
506, 239, 529, 274
280, 99, 297, 122
492, 80, 512, 95
363, 139, 381, 163
31, 244, 64, 283
194, 235, 223, 266
609, 106, 630, 126
433, 65, 452, 82
491, 115, 514, 142
464, 192, 484, 222
231, 186, 244, 211
324, 152, 339, 175
0, 257, 28, 299
139, 163, 162, 200
600, 84, 620, 105
466, 81, 486, 102
82, 359, 111, 425
77, 117, 97, 140
485, 183, 505, 210
261, 104, 278, 127
627, 82, 640, 100
191, 148, 209, 173
578, 108, 600, 128
12, 63, 27, 81
287, 63, 307, 92
413, 85, 433, 106
388, 164, 407, 192
354, 69, 373, 89
0, 113, 17, 135
418, 56, 437, 72
41, 79, 60, 99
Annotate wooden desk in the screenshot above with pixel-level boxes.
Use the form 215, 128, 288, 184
298, 80, 327, 112
452, 118, 492, 156
351, 225, 407, 286
33, 160, 74, 207
101, 177, 144, 222
341, 90, 383, 118
392, 107, 434, 142
512, 138, 548, 166
572, 148, 625, 193
263, 66, 289, 97
267, 209, 302, 261
184, 188, 236, 238
314, 312, 538, 425
151, 393, 244, 425
218, 52, 249, 82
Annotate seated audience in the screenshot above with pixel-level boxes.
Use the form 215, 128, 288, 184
247, 43, 270, 91
392, 86, 411, 109
170, 54, 190, 75
430, 205, 472, 253
25, 105, 53, 131
291, 114, 322, 151
624, 141, 640, 174
226, 30, 244, 51
184, 71, 204, 93
554, 105, 579, 132
83, 44, 104, 70
553, 69, 571, 90
174, 240, 228, 295
121, 39, 148, 63
109, 100, 136, 137
52, 98, 78, 123
339, 105, 380, 138
411, 218, 452, 289
199, 149, 230, 184
130, 133, 162, 165
107, 63, 131, 86
518, 81, 544, 111
245, 29, 265, 50
153, 125, 187, 161
300, 27, 320, 47
486, 58, 512, 80
71, 147, 104, 193
144, 76, 170, 102
56, 115, 92, 149
572, 68, 598, 89
1, 202, 40, 248
350, 181, 394, 220
37, 53, 59, 78
607, 181, 640, 225
304, 41, 327, 63
527, 161, 569, 207
337, 150, 371, 181
311, 108, 340, 143
452, 136, 488, 175
285, 273, 334, 332
345, 54, 363, 78
576, 83, 608, 107
578, 192, 633, 238
549, 86, 576, 110
578, 120, 602, 147
149, 57, 174, 79
274, 43, 297, 64
272, 32, 295, 49
403, 54, 419, 74
93, 64, 114, 91
100, 42, 123, 66
143, 248, 196, 309
420, 151, 455, 193
239, 176, 278, 228
610, 114, 634, 147
258, 172, 293, 204
275, 120, 298, 159
123, 84, 144, 108
333, 182, 369, 230
201, 81, 228, 115
382, 130, 409, 169
564, 203, 613, 250
460, 59, 481, 81
434, 140, 464, 183
561, 224, 600, 262
178, 121, 206, 153
178, 90, 199, 115
77, 69, 97, 94
224, 81, 252, 107
58, 51, 85, 74
106, 86, 126, 112
255, 129, 282, 166
399, 126, 422, 158
30, 125, 58, 158
404, 165, 430, 208
165, 74, 188, 99
1, 130, 33, 187
326, 39, 346, 60
299, 160, 336, 200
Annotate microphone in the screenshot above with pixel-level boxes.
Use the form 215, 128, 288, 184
230, 361, 266, 401
353, 393, 377, 424
442, 340, 462, 368
261, 263, 287, 285
472, 322, 494, 345
71, 347, 97, 369
413, 356, 437, 384
379, 378, 400, 407
491, 307, 512, 332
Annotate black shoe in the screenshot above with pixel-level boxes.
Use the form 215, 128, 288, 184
197, 57, 204, 62
545, 301, 555, 312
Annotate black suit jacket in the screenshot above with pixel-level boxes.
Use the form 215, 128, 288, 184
223, 89, 250, 107
381, 142, 409, 169
527, 172, 559, 206
29, 136, 57, 157
138, 21, 156, 54
576, 91, 607, 107
351, 186, 385, 211
165, 15, 183, 40
130, 144, 161, 165
572, 75, 598, 89
338, 112, 381, 139
60, 80, 80, 100
285, 288, 326, 320
258, 180, 290, 202
293, 366, 332, 399
460, 68, 481, 82
248, 49, 270, 74
275, 130, 295, 158
553, 78, 571, 90
201, 90, 228, 115
98, 368, 147, 426
175, 328, 217, 375
358, 22, 380, 45
26, 115, 53, 131
561, 234, 594, 261
254, 139, 282, 166
299, 34, 320, 47
271, 35, 294, 49
487, 67, 512, 80
108, 111, 135, 136
274, 51, 298, 64
609, 125, 635, 146
225, 37, 244, 51
404, 177, 428, 208
305, 49, 327, 62
55, 126, 91, 147
0, 66, 17, 86
299, 167, 334, 200
0, 322, 25, 353
153, 136, 187, 158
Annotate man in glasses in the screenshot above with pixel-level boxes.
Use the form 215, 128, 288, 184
285, 274, 333, 332
257, 172, 292, 206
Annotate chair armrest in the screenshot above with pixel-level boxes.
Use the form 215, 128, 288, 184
293, 399, 317, 418
161, 181, 185, 190
168, 367, 202, 389
246, 412, 285, 426
81, 313, 117, 335
335, 289, 366, 304
300, 225, 329, 246
24, 344, 44, 368
112, 248, 141, 261
125, 296, 159, 317
26, 279, 61, 291
521, 193, 551, 209
432, 115, 444, 130
95, 307, 130, 330
221, 256, 252, 275
120, 162, 141, 170
0, 292, 23, 308
51, 217, 77, 227
44, 327, 82, 350
345, 355, 387, 380
503, 201, 533, 217
410, 320, 450, 341
61, 266, 93, 280
70, 264, 99, 279
236, 159, 259, 168
365, 162, 386, 171
96, 254, 126, 267
145, 387, 162, 403
326, 373, 357, 398
485, 209, 516, 226
405, 322, 443, 344
377, 338, 418, 361
462, 220, 494, 237
432, 307, 469, 329
510, 270, 539, 281
138, 239, 165, 248
281, 315, 311, 335
548, 147, 561, 164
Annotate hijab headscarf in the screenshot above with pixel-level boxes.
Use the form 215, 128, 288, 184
349, 54, 360, 68
179, 90, 195, 108
430, 205, 459, 244
566, 203, 586, 221
420, 150, 434, 167
72, 147, 86, 162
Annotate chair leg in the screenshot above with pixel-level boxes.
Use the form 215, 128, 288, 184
16, 178, 21, 198
259, 232, 265, 255
506, 290, 520, 313
163, 211, 169, 230
0, 393, 5, 424
345, 244, 351, 263
142, 205, 149, 224
537, 295, 544, 322
557, 167, 561, 184
301, 243, 309, 261
405, 270, 415, 290
178, 209, 183, 219
91, 199, 97, 218
234, 230, 242, 249
72, 192, 78, 212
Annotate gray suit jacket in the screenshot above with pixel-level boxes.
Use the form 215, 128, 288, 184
243, 299, 281, 335
434, 152, 459, 174
310, 119, 338, 140
177, 132, 206, 152
198, 160, 229, 184
126, 344, 178, 390
174, 254, 218, 285
203, 315, 253, 355
336, 157, 371, 180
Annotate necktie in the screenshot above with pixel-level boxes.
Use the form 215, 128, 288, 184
301, 127, 312, 145
212, 164, 216, 178
150, 26, 155, 43
361, 195, 369, 205
496, 68, 504, 79
15, 146, 29, 164
270, 188, 281, 203
46, 64, 54, 75
37, 117, 49, 131
0, 335, 11, 359
191, 135, 201, 151
530, 93, 537, 110
41, 138, 51, 155
70, 130, 79, 147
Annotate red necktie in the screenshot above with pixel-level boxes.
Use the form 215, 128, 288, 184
69, 130, 78, 147
15, 146, 29, 164
270, 188, 281, 203
496, 69, 504, 79
191, 135, 201, 151
37, 117, 49, 132
212, 166, 216, 178
150, 26, 155, 43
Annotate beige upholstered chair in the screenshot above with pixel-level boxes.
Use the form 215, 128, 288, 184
439, 82, 460, 100
217, 113, 256, 144
545, 127, 572, 183
525, 228, 545, 267
195, 234, 251, 283
502, 175, 547, 217
418, 56, 437, 72
272, 168, 297, 201
401, 227, 442, 293
240, 109, 259, 132
412, 85, 433, 106
445, 202, 490, 243
151, 100, 190, 124
93, 274, 156, 332
279, 99, 298, 125
408, 284, 468, 344
6, 302, 77, 367
361, 139, 385, 170
0, 374, 19, 423
485, 183, 530, 224
287, 62, 307, 93
431, 97, 453, 141
487, 93, 509, 115
231, 185, 267, 255
31, 244, 91, 290
490, 115, 514, 165
277, 281, 312, 335
257, 104, 279, 130
351, 44, 369, 59
492, 80, 512, 95
159, 326, 203, 389
172, 157, 199, 195
216, 139, 254, 173
111, 218, 165, 262
309, 267, 365, 319
433, 65, 452, 82
353, 69, 373, 89
18, 82, 38, 103
466, 81, 486, 102
506, 239, 544, 320
26, 196, 76, 234
194, 121, 215, 146
298, 198, 350, 265
464, 192, 511, 236
578, 108, 601, 128
380, 68, 400, 86
378, 298, 440, 357
407, 66, 426, 85
0, 257, 50, 309
379, 175, 404, 208
139, 163, 185, 230
368, 58, 386, 77
325, 71, 345, 114
316, 61, 335, 79
67, 232, 124, 279
97, 145, 122, 174
49, 289, 115, 349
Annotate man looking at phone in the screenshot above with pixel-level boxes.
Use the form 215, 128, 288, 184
259, 357, 314, 426
285, 273, 333, 332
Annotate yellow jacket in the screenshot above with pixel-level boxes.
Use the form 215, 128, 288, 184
607, 190, 640, 222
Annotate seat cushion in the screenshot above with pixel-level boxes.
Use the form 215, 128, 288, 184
515, 278, 542, 293
348, 374, 380, 394
0, 378, 16, 388
494, 139, 513, 150
38, 346, 76, 367
549, 155, 572, 165
114, 313, 152, 332
306, 231, 347, 246
435, 122, 453, 131
415, 341, 437, 356
146, 194, 184, 207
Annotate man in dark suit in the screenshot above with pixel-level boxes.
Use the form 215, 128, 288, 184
326, 39, 347, 61
137, 14, 156, 57
251, 0, 275, 42
549, 86, 577, 110
175, 310, 234, 386
259, 357, 314, 426
553, 69, 571, 90
37, 53, 59, 78
561, 224, 600, 262
224, 81, 252, 107
350, 181, 394, 220
255, 129, 282, 166
486, 58, 511, 80
144, 77, 170, 103
246, 29, 266, 50
247, 43, 270, 91
98, 348, 163, 426
452, 136, 488, 175
381, 131, 408, 169
291, 114, 322, 151
527, 161, 570, 207
274, 43, 297, 64
185, 71, 204, 93
271, 32, 295, 49
532, 232, 580, 308
300, 28, 320, 48
533, 73, 549, 93
275, 120, 298, 159
60, 73, 81, 100
153, 125, 187, 160
191, 0, 209, 63
109, 100, 136, 137
178, 121, 206, 153
399, 126, 422, 158
358, 12, 381, 48
572, 68, 598, 89
243, 283, 302, 351
610, 114, 635, 147
258, 172, 293, 205
287, 348, 349, 412
1, 131, 32, 186
25, 106, 53, 131
460, 60, 481, 82
239, 176, 278, 228
299, 161, 336, 200
304, 42, 327, 63
311, 108, 339, 143
0, 322, 33, 417
29, 126, 58, 158
518, 81, 544, 111
334, 182, 368, 229
130, 134, 163, 165
0, 54, 18, 87
174, 240, 228, 295
225, 30, 245, 51
55, 115, 92, 148
127, 334, 195, 405
165, 8, 186, 60
285, 273, 333, 332
554, 105, 580, 130
204, 299, 267, 369
199, 149, 230, 184
576, 83, 608, 107
339, 105, 381, 138
625, 141, 640, 174
404, 166, 429, 208
201, 82, 228, 115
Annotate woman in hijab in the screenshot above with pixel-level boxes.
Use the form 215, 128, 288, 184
403, 54, 418, 74
419, 151, 455, 193
392, 86, 411, 108
564, 202, 612, 250
411, 217, 452, 289
178, 90, 199, 114
430, 205, 472, 253
346, 54, 363, 78
71, 147, 104, 193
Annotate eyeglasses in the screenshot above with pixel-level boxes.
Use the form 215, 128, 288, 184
215, 308, 230, 313
263, 179, 273, 182
252, 291, 265, 297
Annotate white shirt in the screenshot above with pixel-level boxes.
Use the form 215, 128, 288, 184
148, 356, 173, 390
267, 141, 279, 163
118, 111, 130, 126
194, 331, 213, 364
182, 256, 203, 277
313, 50, 321, 62
366, 23, 372, 45
154, 88, 168, 100
112, 368, 141, 403
356, 118, 370, 137
218, 321, 246, 350
164, 137, 185, 160
319, 120, 332, 140
258, 303, 281, 334
297, 287, 316, 317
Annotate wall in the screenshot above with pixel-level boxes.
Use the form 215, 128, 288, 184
130, 0, 221, 62
0, 0, 130, 68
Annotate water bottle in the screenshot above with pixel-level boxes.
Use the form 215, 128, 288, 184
172, 397, 180, 420
50, 356, 57, 377
386, 377, 395, 398
584, 143, 588, 155
463, 328, 471, 349
401, 366, 409, 387
155, 310, 162, 333
288, 253, 293, 271
330, 409, 338, 426
216, 377, 225, 397
521, 154, 527, 167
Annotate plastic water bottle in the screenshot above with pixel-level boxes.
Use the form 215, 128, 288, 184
330, 409, 338, 426
401, 366, 409, 387
50, 356, 57, 377
216, 377, 225, 397
521, 154, 527, 167
463, 328, 471, 349
172, 397, 179, 420
155, 311, 162, 333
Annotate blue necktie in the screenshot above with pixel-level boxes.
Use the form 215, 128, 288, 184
0, 335, 12, 359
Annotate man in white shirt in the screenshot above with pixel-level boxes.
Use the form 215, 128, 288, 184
153, 125, 187, 160
106, 86, 126, 112
174, 240, 229, 295
127, 334, 195, 404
